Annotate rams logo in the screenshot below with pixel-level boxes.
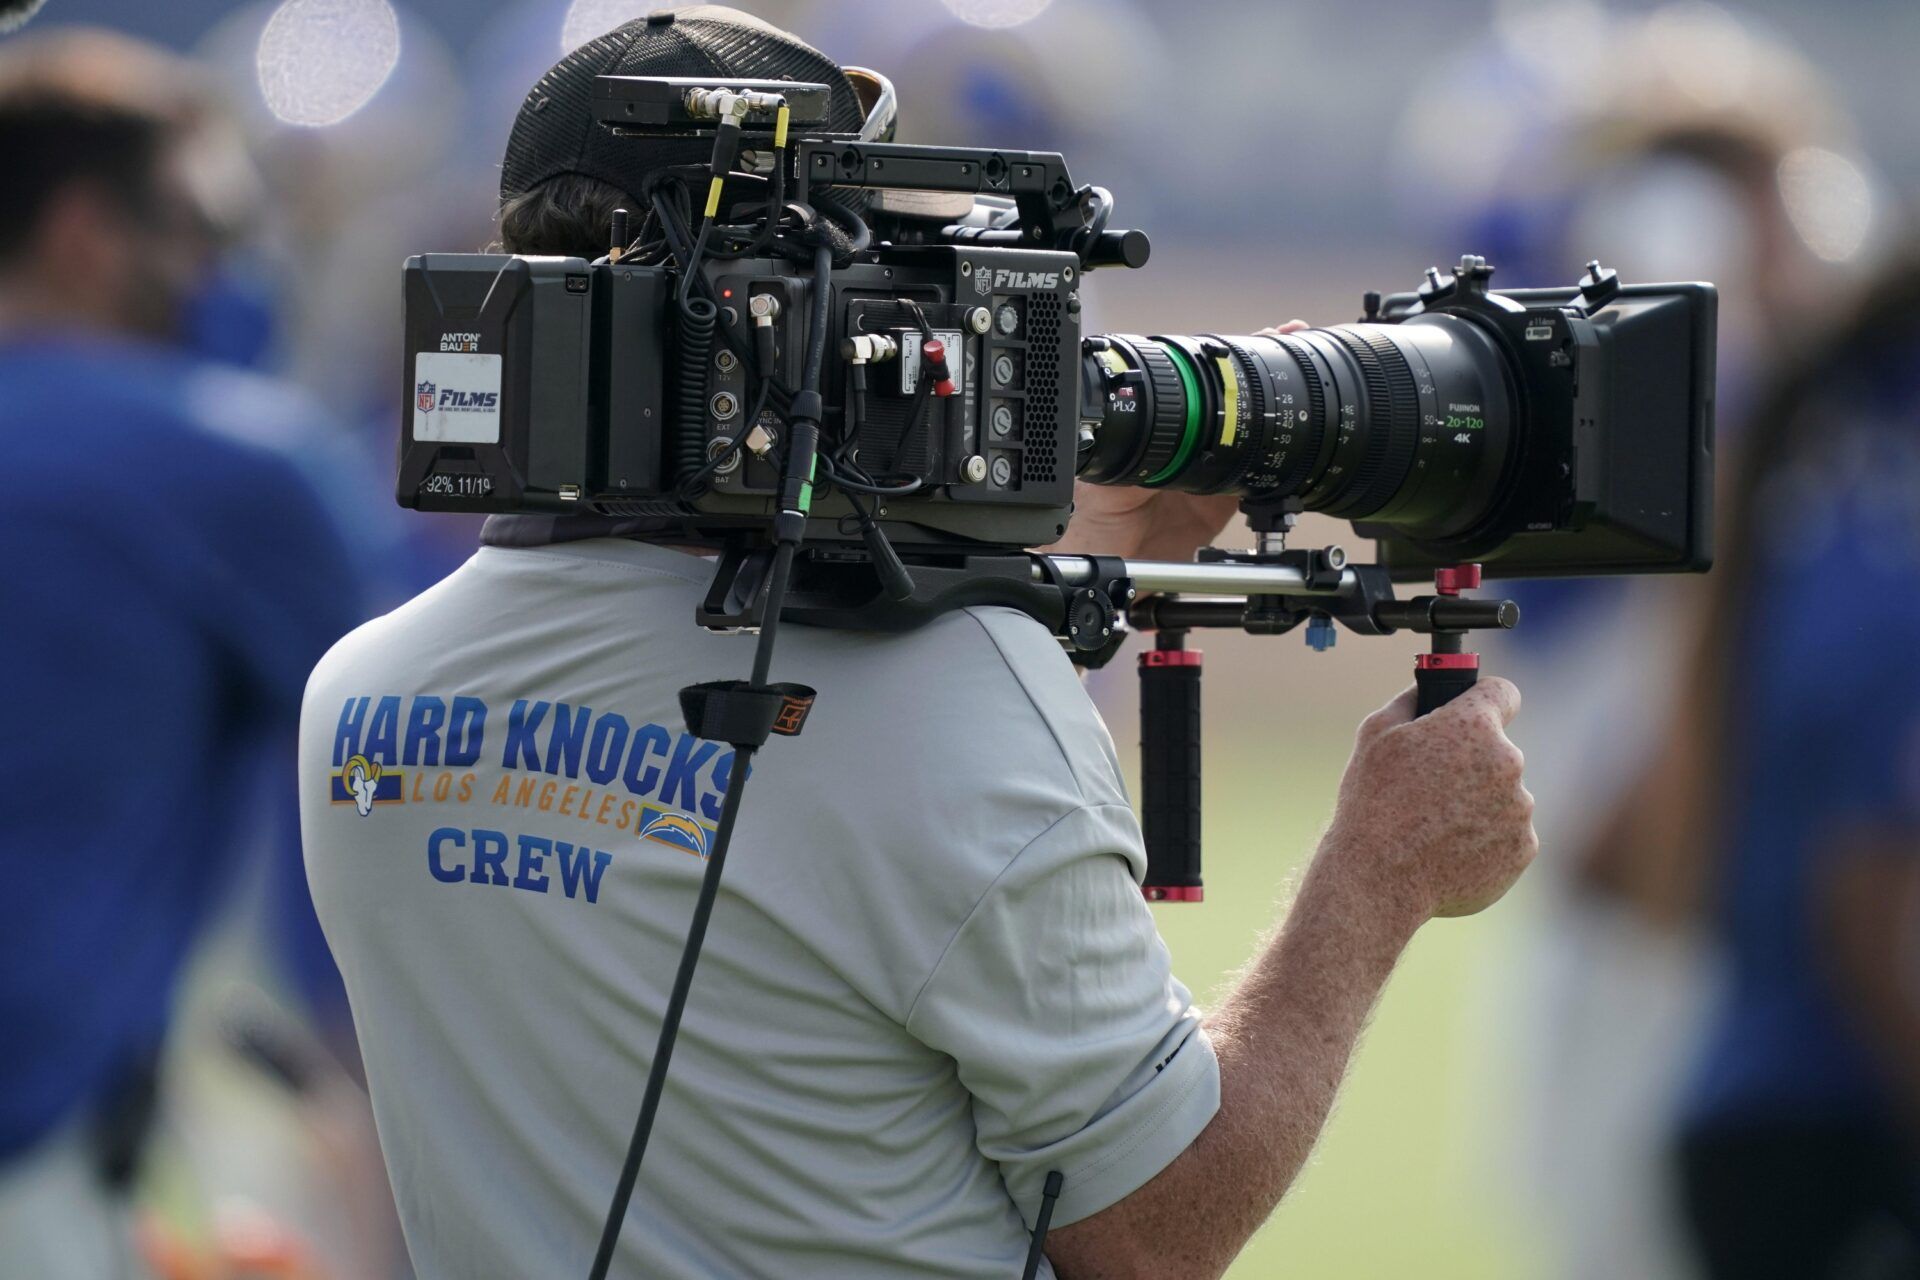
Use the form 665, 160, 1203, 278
416, 379, 437, 414
333, 753, 403, 815
639, 811, 710, 859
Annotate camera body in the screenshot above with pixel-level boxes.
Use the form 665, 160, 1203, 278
400, 243, 1080, 550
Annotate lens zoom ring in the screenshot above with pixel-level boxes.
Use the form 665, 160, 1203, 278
1324, 328, 1419, 517
1130, 340, 1187, 483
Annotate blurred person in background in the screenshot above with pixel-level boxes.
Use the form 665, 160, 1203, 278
1594, 242, 1920, 1280
1395, 6, 1884, 1275
0, 28, 370, 1278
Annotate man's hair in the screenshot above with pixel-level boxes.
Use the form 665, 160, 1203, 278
0, 31, 203, 268
498, 173, 635, 259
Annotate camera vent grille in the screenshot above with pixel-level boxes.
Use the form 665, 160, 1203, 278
1024, 292, 1061, 484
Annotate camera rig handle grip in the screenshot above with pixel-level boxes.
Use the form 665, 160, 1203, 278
1139, 639, 1204, 902
1412, 565, 1482, 718
1415, 651, 1479, 716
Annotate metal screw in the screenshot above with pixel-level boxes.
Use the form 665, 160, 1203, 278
961, 454, 988, 484
966, 307, 991, 334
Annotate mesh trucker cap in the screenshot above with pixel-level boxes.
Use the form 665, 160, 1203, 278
499, 6, 865, 208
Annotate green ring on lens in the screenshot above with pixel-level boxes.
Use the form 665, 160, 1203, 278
1145, 343, 1203, 486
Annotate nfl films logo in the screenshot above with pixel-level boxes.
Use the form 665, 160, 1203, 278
417, 380, 436, 414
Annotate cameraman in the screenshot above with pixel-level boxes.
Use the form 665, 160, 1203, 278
299, 10, 1535, 1278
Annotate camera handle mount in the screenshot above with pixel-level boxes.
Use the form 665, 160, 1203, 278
1113, 537, 1516, 899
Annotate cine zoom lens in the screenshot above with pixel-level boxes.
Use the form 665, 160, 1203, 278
1079, 317, 1513, 539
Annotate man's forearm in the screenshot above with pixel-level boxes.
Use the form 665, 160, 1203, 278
1049, 840, 1421, 1279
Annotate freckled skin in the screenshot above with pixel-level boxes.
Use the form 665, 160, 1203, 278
1039, 328, 1537, 1278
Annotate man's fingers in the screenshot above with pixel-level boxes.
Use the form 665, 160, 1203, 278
1358, 684, 1419, 740
1254, 319, 1311, 337
1437, 675, 1521, 729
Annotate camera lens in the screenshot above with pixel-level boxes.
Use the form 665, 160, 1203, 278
1079, 316, 1514, 540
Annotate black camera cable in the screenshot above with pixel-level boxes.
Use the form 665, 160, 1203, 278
586, 240, 834, 1280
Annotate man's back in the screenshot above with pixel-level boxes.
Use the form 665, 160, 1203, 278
300, 536, 1219, 1279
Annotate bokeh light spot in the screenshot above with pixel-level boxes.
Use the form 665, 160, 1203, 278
255, 0, 401, 128
1778, 147, 1874, 264
939, 0, 1053, 30
561, 0, 652, 52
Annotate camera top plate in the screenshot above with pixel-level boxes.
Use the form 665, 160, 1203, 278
594, 76, 834, 135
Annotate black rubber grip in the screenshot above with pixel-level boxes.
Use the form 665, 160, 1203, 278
1139, 652, 1203, 900
1414, 663, 1479, 717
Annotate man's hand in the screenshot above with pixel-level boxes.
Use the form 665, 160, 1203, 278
1047, 321, 1309, 563
1321, 677, 1536, 924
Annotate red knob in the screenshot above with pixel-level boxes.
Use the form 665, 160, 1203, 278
1434, 563, 1482, 596
922, 338, 957, 397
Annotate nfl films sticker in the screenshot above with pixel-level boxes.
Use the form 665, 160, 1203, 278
414, 351, 503, 444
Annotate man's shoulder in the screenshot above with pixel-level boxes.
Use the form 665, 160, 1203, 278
808, 602, 1130, 813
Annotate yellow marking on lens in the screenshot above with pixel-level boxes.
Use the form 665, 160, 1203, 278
1096, 349, 1128, 375
1216, 356, 1239, 446
704, 176, 724, 219
774, 105, 790, 149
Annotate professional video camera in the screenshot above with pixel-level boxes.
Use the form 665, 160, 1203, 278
397, 73, 1714, 1278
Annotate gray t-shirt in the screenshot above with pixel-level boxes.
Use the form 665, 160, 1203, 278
299, 537, 1218, 1279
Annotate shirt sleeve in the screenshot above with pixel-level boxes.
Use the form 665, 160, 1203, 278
159, 437, 368, 716
905, 801, 1220, 1229
1775, 517, 1920, 834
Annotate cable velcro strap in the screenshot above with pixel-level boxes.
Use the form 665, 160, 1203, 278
679, 680, 818, 748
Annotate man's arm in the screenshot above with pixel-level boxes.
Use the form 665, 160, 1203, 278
1046, 679, 1536, 1280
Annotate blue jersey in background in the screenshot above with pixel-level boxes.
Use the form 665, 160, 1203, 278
1685, 403, 1920, 1132
0, 335, 365, 1159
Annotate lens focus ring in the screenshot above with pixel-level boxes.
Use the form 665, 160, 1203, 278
1271, 335, 1329, 495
